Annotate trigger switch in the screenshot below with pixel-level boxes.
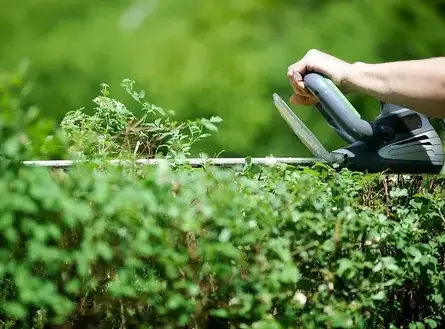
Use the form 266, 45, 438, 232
380, 126, 394, 141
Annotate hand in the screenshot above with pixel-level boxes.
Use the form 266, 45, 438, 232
287, 49, 352, 106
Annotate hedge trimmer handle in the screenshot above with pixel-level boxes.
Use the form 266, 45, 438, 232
303, 73, 375, 142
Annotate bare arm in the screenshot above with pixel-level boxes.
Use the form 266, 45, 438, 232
346, 58, 445, 118
287, 50, 445, 118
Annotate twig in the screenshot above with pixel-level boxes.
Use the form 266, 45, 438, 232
120, 300, 126, 329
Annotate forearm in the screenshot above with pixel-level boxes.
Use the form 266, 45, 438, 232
344, 57, 445, 118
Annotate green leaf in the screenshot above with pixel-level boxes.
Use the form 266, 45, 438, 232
2, 302, 27, 319
329, 312, 353, 328
201, 118, 218, 132
209, 116, 223, 123
408, 247, 422, 262
210, 309, 230, 318
280, 265, 300, 283
336, 258, 354, 277
372, 261, 382, 273
218, 228, 231, 243
251, 319, 283, 329
390, 188, 408, 198
65, 279, 81, 294
371, 291, 385, 300
96, 241, 113, 260
425, 319, 438, 329
431, 294, 443, 304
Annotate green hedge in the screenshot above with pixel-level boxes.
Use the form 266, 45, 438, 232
1, 67, 445, 329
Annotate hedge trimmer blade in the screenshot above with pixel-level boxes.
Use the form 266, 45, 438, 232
272, 93, 339, 164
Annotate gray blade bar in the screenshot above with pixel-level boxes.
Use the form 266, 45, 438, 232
272, 93, 338, 163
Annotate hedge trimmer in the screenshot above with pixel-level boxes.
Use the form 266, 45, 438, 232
272, 73, 444, 174
24, 73, 444, 174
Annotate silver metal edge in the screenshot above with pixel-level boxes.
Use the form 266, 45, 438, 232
21, 157, 325, 168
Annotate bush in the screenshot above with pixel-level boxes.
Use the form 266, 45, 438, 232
1, 68, 445, 329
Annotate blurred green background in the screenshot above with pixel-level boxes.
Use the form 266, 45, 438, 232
1, 0, 445, 158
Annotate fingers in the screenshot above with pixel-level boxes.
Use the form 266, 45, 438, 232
287, 65, 306, 94
286, 49, 327, 106
289, 93, 318, 106
288, 70, 317, 106
288, 68, 315, 103
289, 73, 306, 93
287, 53, 316, 102
287, 57, 308, 78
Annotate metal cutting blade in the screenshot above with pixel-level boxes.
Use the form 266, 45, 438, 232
272, 93, 339, 164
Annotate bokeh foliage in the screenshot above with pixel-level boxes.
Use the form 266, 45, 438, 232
1, 0, 445, 157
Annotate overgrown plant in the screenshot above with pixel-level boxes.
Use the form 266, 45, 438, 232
60, 78, 222, 159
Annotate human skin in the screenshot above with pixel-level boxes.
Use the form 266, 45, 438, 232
287, 49, 445, 118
